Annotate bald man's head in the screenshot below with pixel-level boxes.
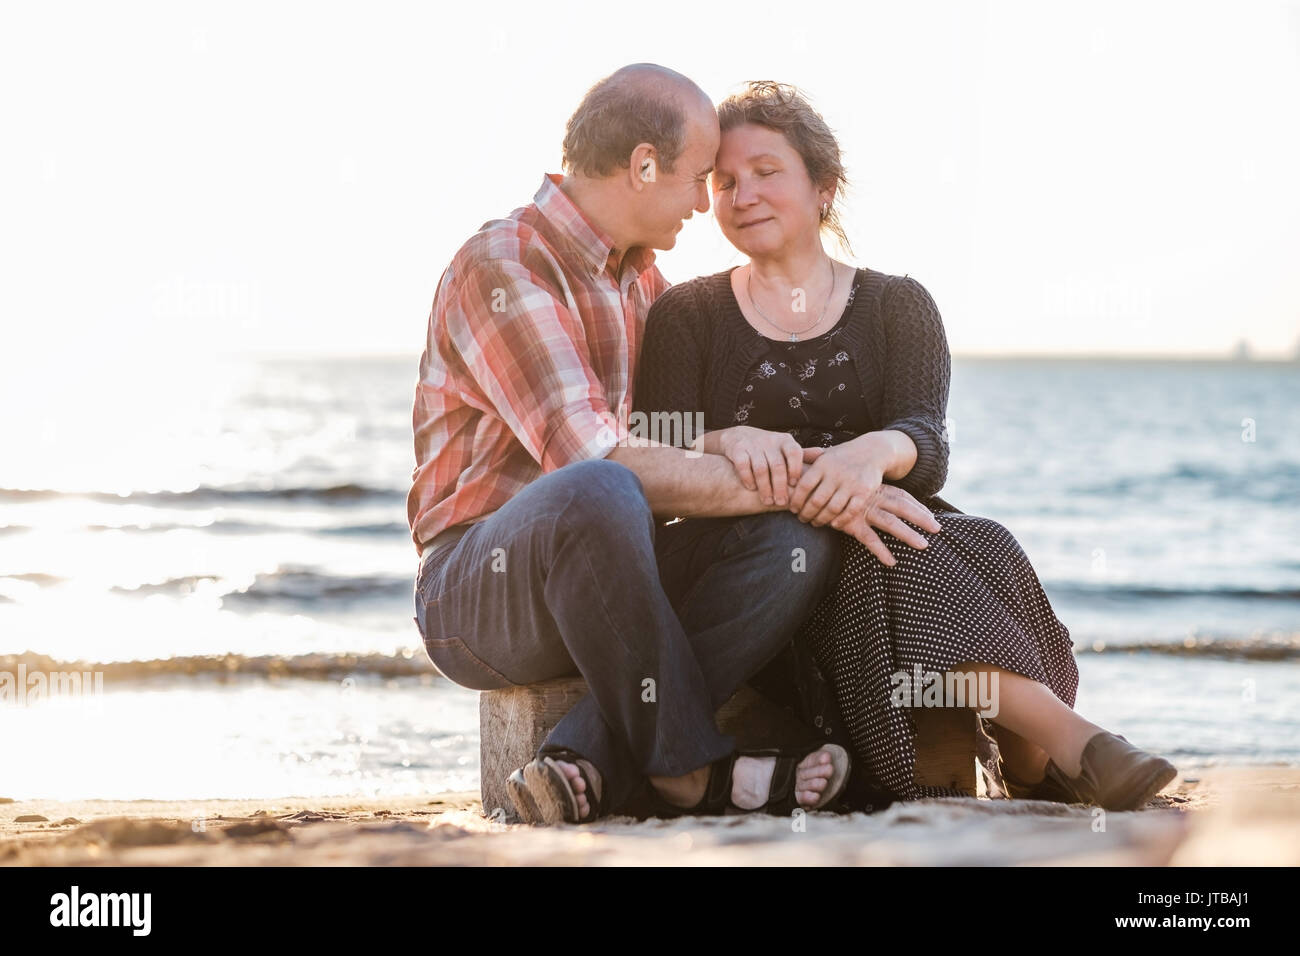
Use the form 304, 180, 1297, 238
561, 64, 714, 179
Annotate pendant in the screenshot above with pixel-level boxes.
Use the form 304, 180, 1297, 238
790, 332, 799, 342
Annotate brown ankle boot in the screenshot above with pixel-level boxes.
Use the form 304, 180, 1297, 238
999, 759, 1076, 803
1040, 732, 1177, 811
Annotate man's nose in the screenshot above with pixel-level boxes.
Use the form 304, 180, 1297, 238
696, 180, 710, 214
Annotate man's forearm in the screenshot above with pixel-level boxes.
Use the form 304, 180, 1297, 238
604, 428, 920, 520
604, 444, 783, 520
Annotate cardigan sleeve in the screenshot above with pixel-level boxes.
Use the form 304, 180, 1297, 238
631, 282, 709, 448
878, 275, 951, 500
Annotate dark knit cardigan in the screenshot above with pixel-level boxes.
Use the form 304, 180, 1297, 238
632, 266, 961, 513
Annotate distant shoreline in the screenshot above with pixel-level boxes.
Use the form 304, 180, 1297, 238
212, 349, 1300, 364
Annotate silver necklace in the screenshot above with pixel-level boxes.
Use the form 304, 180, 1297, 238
746, 258, 837, 342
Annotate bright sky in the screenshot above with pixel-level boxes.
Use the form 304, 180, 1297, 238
3, 0, 1299, 368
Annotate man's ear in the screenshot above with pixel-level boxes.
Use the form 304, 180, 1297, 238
629, 142, 658, 190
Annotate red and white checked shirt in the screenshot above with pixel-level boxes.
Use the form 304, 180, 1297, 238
407, 173, 671, 556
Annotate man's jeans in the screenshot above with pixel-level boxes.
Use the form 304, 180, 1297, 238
413, 458, 842, 813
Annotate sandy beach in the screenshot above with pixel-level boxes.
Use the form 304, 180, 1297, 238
2, 766, 1296, 866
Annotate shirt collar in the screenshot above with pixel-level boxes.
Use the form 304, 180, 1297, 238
534, 173, 657, 280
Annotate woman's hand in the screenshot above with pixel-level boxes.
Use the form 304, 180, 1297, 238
793, 442, 942, 567
709, 425, 806, 507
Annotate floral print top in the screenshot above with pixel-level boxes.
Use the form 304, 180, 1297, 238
732, 274, 870, 447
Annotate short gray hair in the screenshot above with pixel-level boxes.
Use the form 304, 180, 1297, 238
561, 64, 706, 178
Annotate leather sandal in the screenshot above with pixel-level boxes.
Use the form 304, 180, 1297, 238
677, 742, 852, 817
505, 767, 543, 824
514, 748, 605, 825
1036, 732, 1177, 811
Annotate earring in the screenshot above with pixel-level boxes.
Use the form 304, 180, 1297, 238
820, 201, 829, 221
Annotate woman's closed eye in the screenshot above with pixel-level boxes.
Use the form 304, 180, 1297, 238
714, 170, 778, 192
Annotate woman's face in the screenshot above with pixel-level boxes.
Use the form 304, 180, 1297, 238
711, 123, 828, 259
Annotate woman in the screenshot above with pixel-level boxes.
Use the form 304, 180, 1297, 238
633, 81, 1178, 810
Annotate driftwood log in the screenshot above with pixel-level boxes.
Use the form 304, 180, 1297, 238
479, 676, 978, 819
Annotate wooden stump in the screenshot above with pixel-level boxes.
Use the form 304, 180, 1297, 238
479, 676, 978, 819
911, 706, 980, 793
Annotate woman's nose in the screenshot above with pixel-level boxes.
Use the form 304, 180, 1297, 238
731, 177, 757, 208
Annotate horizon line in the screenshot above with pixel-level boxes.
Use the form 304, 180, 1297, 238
208, 348, 1300, 363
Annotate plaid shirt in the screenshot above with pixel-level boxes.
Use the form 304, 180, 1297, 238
407, 173, 671, 556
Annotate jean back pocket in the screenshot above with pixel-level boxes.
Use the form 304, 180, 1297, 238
413, 549, 516, 691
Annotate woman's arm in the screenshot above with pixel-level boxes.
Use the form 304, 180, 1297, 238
631, 284, 708, 442
846, 429, 918, 482
875, 276, 952, 500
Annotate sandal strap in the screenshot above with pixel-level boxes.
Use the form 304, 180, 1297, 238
703, 752, 737, 812
538, 747, 604, 819
681, 752, 738, 816
763, 754, 800, 815
688, 745, 819, 817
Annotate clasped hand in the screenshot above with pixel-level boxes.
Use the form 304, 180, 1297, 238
715, 425, 942, 567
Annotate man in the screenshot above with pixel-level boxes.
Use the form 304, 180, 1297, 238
408, 64, 845, 824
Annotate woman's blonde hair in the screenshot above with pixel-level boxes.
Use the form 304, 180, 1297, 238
715, 81, 853, 256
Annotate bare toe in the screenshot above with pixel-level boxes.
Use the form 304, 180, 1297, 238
555, 760, 591, 819
794, 748, 839, 807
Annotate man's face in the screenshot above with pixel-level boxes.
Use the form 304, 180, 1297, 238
633, 103, 719, 250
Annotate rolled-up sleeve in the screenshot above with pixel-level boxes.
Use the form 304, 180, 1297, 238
444, 258, 625, 472
879, 276, 952, 500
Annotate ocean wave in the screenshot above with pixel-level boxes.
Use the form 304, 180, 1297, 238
98, 566, 413, 606
2, 636, 1294, 692
317, 522, 409, 537
0, 566, 415, 608
111, 575, 223, 597
1048, 581, 1300, 602
1066, 460, 1300, 501
218, 567, 411, 608
1079, 634, 1300, 661
0, 483, 404, 506
88, 520, 271, 535
0, 650, 438, 681
85, 519, 407, 537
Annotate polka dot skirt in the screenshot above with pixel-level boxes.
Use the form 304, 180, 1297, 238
797, 507, 1079, 801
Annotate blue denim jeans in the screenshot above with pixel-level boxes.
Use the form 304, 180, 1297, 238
413, 458, 842, 812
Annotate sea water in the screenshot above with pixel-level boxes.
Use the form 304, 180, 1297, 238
1, 355, 1296, 799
